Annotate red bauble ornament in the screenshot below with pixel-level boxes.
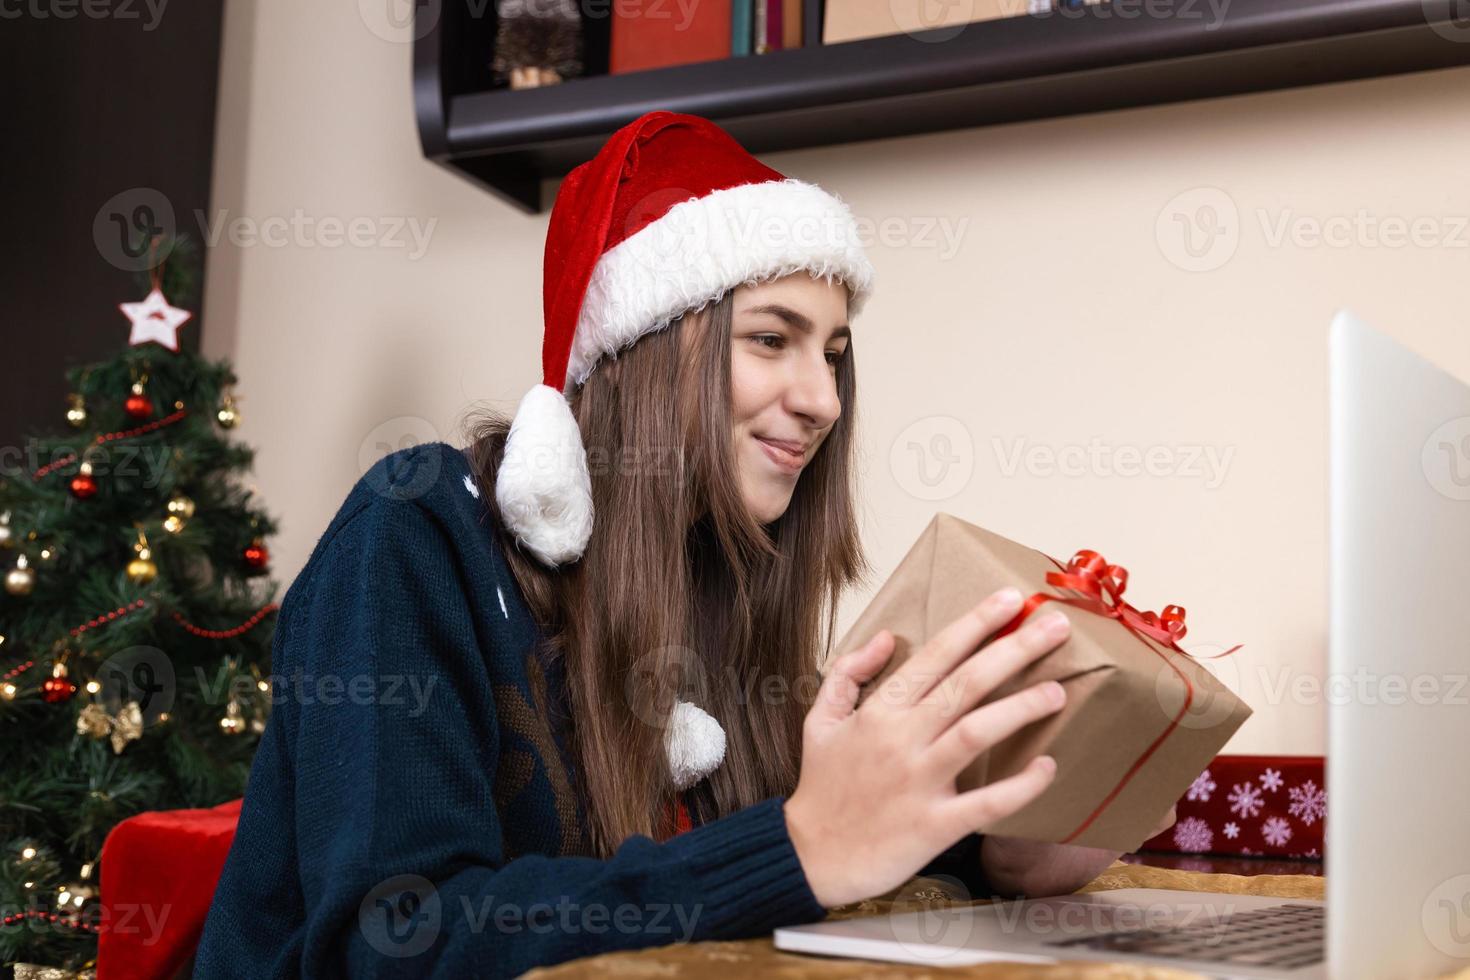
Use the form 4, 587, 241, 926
124, 391, 154, 420
42, 675, 77, 703
243, 539, 269, 572
70, 472, 98, 499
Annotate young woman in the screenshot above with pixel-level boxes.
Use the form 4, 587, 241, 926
194, 111, 1171, 977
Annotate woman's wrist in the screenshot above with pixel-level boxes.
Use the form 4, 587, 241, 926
782, 797, 844, 909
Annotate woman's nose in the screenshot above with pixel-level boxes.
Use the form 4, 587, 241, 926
785, 352, 841, 429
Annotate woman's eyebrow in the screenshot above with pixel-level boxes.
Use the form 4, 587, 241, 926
745, 303, 851, 341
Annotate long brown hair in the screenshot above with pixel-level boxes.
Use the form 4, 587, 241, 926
462, 282, 870, 857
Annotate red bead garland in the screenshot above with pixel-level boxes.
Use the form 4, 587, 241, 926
70, 598, 149, 637
0, 909, 100, 933
32, 408, 189, 481
2, 659, 36, 681
171, 603, 279, 639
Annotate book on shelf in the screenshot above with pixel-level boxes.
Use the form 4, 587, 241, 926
823, 0, 1036, 44
608, 0, 811, 72
609, 0, 734, 73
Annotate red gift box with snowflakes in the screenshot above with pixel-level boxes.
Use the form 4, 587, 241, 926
1139, 754, 1326, 859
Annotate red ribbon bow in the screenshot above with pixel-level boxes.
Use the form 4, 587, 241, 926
993, 549, 1241, 659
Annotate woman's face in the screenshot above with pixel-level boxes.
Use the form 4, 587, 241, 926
728, 273, 850, 525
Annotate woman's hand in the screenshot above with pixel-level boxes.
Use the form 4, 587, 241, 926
980, 804, 1179, 898
783, 587, 1072, 909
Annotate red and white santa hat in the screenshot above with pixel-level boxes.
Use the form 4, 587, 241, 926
494, 110, 876, 571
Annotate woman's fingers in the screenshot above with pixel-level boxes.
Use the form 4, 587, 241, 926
911, 610, 1071, 743
940, 753, 1060, 836
864, 588, 1025, 714
807, 629, 895, 729
923, 678, 1067, 784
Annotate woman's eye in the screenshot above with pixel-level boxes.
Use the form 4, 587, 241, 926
825, 350, 843, 366
752, 334, 784, 350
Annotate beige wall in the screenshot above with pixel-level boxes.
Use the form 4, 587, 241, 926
204, 0, 1470, 756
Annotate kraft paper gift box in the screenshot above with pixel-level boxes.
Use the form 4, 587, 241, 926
829, 513, 1252, 852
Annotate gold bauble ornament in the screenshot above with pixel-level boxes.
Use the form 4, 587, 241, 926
0, 510, 12, 549
127, 526, 158, 584
5, 554, 35, 596
167, 493, 196, 519
216, 390, 240, 428
126, 557, 157, 584
66, 392, 88, 428
164, 493, 196, 534
219, 698, 244, 735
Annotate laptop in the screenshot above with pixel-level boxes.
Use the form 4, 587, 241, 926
774, 311, 1470, 979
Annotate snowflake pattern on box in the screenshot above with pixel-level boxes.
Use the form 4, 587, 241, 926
1186, 770, 1217, 803
1173, 816, 1214, 853
1262, 815, 1293, 847
1139, 756, 1325, 860
1287, 780, 1326, 826
1228, 781, 1263, 819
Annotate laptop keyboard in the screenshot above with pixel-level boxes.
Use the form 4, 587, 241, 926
1044, 902, 1325, 971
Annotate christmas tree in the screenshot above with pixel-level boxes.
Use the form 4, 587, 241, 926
0, 235, 280, 976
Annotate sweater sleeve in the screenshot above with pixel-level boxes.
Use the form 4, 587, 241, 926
196, 495, 827, 979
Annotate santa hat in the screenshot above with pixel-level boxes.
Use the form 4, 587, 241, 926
494, 111, 875, 792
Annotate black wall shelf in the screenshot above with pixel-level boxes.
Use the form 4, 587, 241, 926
414, 0, 1470, 213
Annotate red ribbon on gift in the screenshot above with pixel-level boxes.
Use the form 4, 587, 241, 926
987, 547, 1241, 844
991, 548, 1241, 659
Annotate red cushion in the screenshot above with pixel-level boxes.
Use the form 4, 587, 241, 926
97, 798, 243, 980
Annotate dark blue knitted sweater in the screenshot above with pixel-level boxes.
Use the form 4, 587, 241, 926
194, 441, 991, 978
